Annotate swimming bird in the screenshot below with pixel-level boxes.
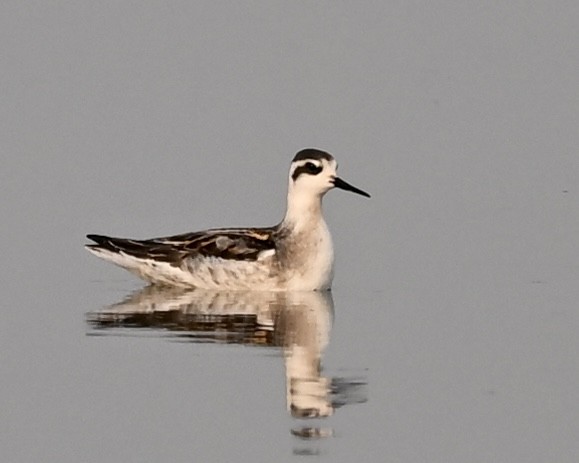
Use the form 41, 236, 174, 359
85, 148, 370, 290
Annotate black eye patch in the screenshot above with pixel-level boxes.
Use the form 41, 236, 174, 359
292, 162, 323, 181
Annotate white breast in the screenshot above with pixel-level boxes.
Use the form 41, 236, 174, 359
285, 220, 334, 291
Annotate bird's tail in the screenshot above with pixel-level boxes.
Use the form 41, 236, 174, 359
85, 234, 151, 257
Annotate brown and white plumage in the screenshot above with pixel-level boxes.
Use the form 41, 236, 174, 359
85, 148, 370, 290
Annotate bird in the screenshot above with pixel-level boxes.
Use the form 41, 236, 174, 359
85, 148, 370, 291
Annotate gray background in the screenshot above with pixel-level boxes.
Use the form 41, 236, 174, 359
1, 1, 578, 462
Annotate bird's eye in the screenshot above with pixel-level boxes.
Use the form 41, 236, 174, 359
305, 162, 320, 174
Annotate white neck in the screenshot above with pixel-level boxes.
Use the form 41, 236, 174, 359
276, 180, 335, 290
281, 186, 325, 232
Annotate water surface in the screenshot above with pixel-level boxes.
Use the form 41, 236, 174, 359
2, 2, 578, 462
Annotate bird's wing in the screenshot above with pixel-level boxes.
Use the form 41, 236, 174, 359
86, 227, 277, 266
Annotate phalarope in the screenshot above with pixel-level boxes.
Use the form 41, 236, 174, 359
86, 148, 370, 291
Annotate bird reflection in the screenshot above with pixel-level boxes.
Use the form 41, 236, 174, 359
87, 286, 366, 438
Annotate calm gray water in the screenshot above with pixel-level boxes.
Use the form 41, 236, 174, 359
2, 2, 578, 462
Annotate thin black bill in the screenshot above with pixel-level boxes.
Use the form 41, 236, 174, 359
332, 177, 371, 198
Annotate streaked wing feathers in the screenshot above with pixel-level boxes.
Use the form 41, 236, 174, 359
87, 228, 276, 266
